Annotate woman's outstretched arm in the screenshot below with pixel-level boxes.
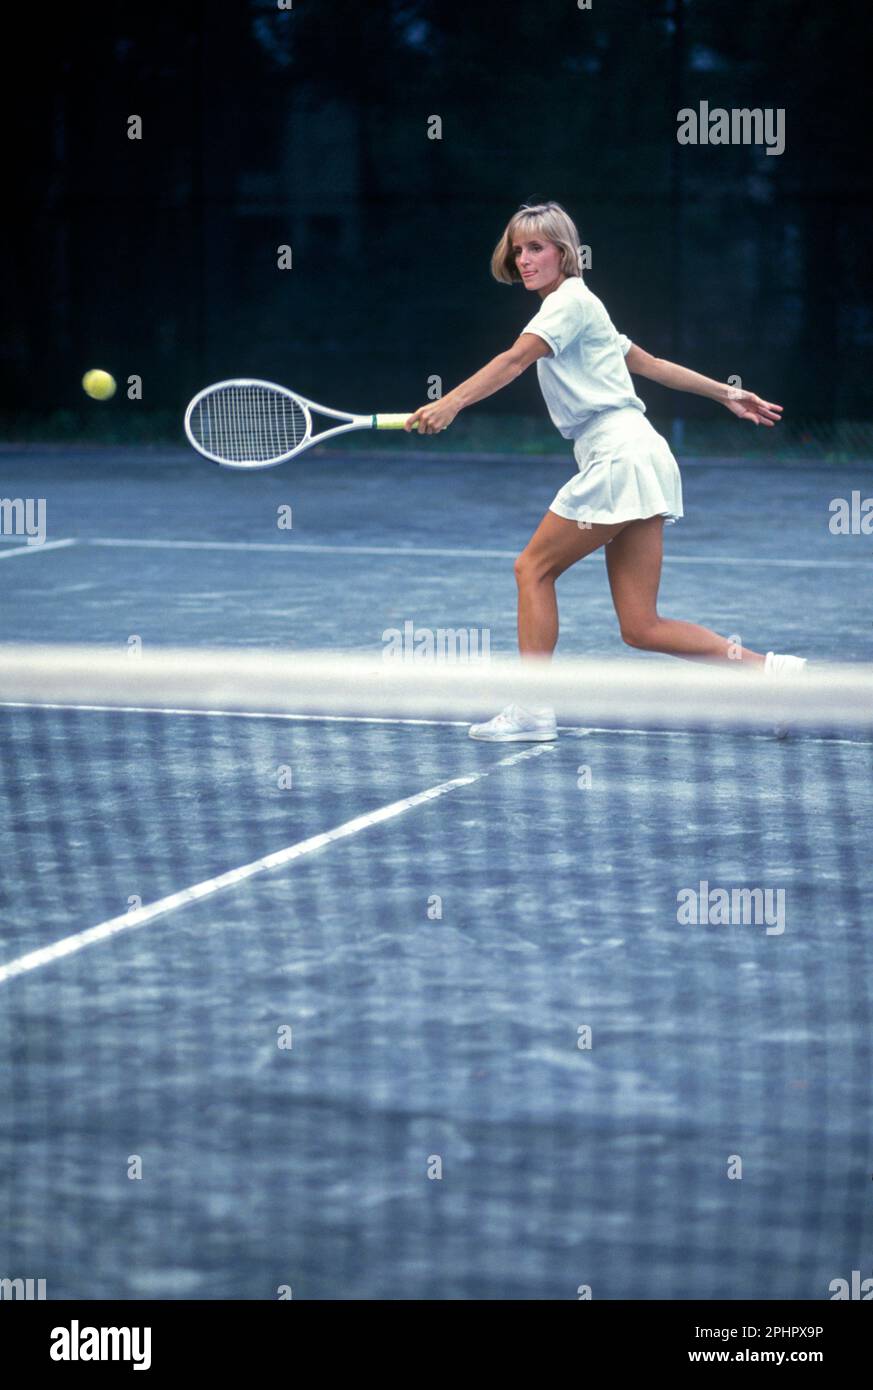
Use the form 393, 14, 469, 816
405, 333, 551, 435
625, 344, 782, 426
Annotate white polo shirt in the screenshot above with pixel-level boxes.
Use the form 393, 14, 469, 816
521, 275, 644, 439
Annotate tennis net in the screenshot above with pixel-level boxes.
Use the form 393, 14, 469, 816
0, 644, 871, 1300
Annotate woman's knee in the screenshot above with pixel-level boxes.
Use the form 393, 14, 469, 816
620, 616, 660, 649
516, 540, 569, 584
514, 550, 549, 586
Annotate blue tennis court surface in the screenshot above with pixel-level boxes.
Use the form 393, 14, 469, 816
0, 445, 869, 655
0, 444, 871, 1298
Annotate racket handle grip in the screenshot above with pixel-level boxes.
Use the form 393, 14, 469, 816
373, 413, 417, 430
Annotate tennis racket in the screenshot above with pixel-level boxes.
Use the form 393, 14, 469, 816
184, 378, 418, 470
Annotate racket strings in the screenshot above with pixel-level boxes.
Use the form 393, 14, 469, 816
191, 385, 309, 463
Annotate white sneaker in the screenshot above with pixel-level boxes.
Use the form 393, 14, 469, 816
468, 703, 557, 742
763, 653, 807, 738
764, 652, 807, 676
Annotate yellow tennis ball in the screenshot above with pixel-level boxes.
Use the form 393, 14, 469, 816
82, 369, 117, 401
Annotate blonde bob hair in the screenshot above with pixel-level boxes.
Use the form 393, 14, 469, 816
491, 201, 584, 284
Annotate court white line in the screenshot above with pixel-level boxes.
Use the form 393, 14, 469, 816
0, 742, 551, 986
0, 539, 77, 559
1, 700, 865, 745
0, 699, 471, 728
633, 555, 867, 568
90, 538, 517, 559
84, 537, 868, 568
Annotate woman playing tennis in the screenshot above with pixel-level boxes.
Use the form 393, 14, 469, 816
405, 200, 805, 742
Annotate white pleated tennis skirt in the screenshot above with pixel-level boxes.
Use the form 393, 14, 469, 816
549, 406, 684, 527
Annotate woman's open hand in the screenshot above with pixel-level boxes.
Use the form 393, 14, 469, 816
723, 388, 783, 427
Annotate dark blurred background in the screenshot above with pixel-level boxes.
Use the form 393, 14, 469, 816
4, 0, 871, 451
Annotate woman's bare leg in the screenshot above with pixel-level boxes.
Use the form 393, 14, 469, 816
605, 516, 765, 665
515, 511, 627, 657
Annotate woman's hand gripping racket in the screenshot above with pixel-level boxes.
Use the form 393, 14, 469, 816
184, 378, 418, 469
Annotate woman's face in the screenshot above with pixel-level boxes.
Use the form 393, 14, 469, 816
512, 233, 564, 294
